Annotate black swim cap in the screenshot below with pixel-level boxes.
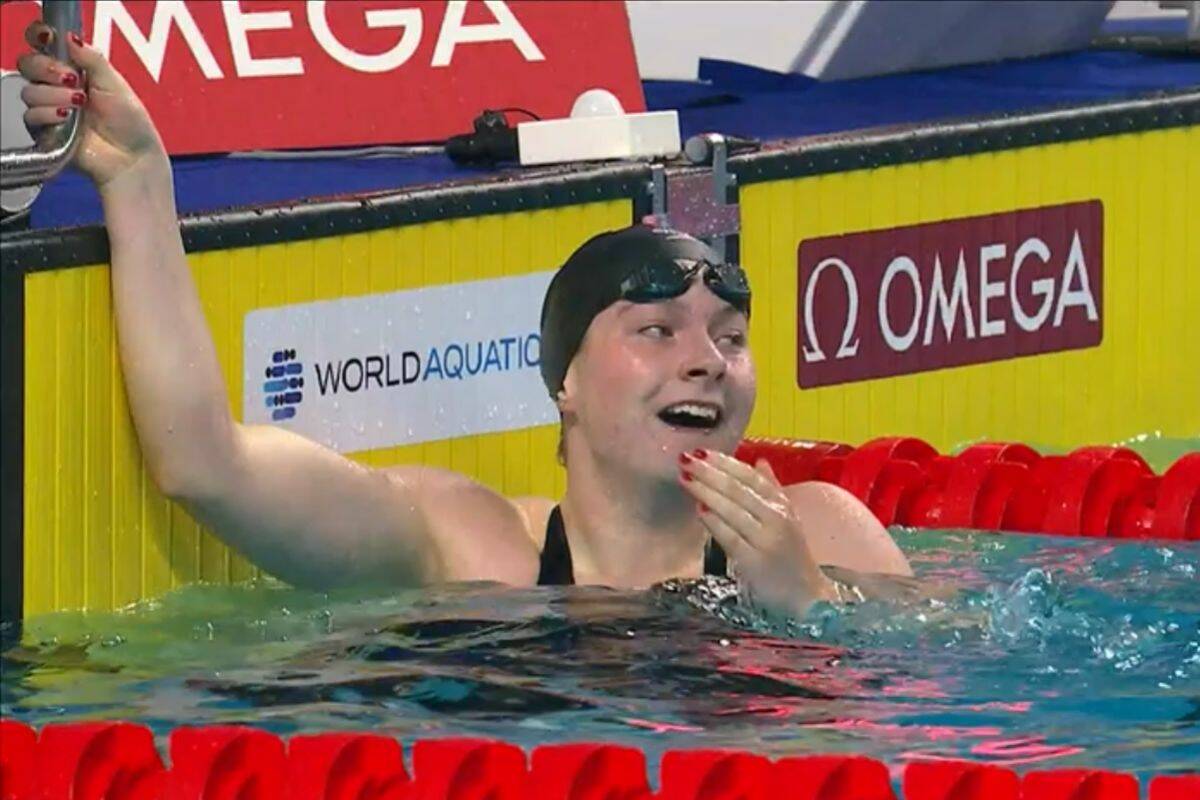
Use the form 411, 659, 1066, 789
538, 225, 751, 398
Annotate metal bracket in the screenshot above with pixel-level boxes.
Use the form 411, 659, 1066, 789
643, 134, 742, 261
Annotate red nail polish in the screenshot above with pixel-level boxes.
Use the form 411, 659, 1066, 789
56, 107, 70, 118
678, 452, 692, 465
69, 32, 83, 47
699, 502, 709, 513
37, 31, 51, 45
680, 470, 693, 482
692, 449, 707, 459
70, 92, 86, 106
61, 72, 77, 87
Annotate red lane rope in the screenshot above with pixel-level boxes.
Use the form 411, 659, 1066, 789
735, 437, 1200, 540
2, 721, 1197, 799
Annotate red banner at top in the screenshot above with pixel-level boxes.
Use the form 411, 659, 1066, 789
0, 1, 645, 155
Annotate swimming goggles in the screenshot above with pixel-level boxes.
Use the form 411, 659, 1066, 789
618, 258, 751, 316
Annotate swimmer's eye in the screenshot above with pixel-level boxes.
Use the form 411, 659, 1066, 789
718, 331, 747, 347
640, 324, 673, 338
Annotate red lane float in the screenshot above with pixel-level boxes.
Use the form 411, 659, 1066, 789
528, 743, 651, 800
1149, 774, 1200, 800
410, 739, 526, 800
903, 761, 1021, 800
776, 755, 895, 800
1022, 768, 1140, 800
168, 726, 286, 799
657, 750, 774, 800
288, 733, 409, 800
2, 721, 1196, 799
1153, 453, 1200, 541
36, 722, 165, 800
0, 720, 37, 800
736, 437, 1200, 540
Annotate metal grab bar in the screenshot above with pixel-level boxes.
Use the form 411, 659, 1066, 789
0, 0, 83, 190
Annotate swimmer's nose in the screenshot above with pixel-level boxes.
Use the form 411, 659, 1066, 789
679, 333, 726, 383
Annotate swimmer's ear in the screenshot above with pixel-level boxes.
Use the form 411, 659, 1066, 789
755, 457, 781, 487
556, 365, 580, 414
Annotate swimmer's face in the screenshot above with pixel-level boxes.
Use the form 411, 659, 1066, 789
560, 278, 755, 476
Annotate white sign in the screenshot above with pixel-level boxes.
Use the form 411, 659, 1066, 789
243, 271, 557, 452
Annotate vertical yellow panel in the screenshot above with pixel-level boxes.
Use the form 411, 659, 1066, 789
474, 213, 506, 494
141, 438, 173, 599
1008, 145, 1045, 445
24, 273, 57, 616
501, 210, 533, 496
167, 252, 202, 589
891, 162, 926, 444
111, 272, 144, 609
226, 245, 261, 583
936, 153, 972, 449
448, 218, 480, 480
420, 219, 453, 473
741, 177, 771, 442
194, 251, 228, 584
364, 232, 394, 469
914, 155, 947, 445
1137, 131, 1166, 438
1181, 125, 1200, 424
1156, 127, 1184, 431
56, 269, 85, 610
1104, 133, 1133, 444
865, 165, 900, 442
986, 150, 1020, 440
83, 266, 114, 609
768, 181, 795, 438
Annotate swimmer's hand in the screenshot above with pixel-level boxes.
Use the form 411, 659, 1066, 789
680, 451, 839, 617
17, 21, 166, 188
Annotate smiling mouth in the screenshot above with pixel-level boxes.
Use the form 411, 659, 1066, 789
657, 401, 723, 431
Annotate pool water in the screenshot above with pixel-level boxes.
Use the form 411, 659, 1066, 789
2, 528, 1197, 783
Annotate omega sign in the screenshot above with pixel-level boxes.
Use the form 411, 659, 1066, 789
796, 201, 1103, 388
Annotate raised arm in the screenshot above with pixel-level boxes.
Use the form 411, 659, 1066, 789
17, 24, 537, 590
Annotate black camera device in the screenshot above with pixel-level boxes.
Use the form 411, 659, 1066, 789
445, 110, 519, 166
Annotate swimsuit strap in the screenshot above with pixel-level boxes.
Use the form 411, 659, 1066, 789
537, 506, 575, 586
703, 535, 728, 577
537, 505, 728, 586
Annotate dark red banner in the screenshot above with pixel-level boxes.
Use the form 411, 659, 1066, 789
797, 201, 1103, 388
0, 1, 644, 155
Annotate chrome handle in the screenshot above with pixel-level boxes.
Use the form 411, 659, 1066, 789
0, 0, 84, 190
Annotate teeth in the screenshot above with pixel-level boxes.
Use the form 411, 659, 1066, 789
661, 402, 719, 422
669, 403, 717, 420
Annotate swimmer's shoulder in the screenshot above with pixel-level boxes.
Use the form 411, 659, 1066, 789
379, 464, 542, 585
784, 480, 913, 577
510, 495, 558, 552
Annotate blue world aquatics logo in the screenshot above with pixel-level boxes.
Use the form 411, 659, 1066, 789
264, 348, 304, 421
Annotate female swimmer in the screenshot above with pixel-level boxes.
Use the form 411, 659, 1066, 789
16, 23, 911, 619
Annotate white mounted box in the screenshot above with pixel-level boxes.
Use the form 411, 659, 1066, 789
517, 110, 681, 167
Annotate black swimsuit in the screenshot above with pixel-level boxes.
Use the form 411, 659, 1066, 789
537, 506, 728, 586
